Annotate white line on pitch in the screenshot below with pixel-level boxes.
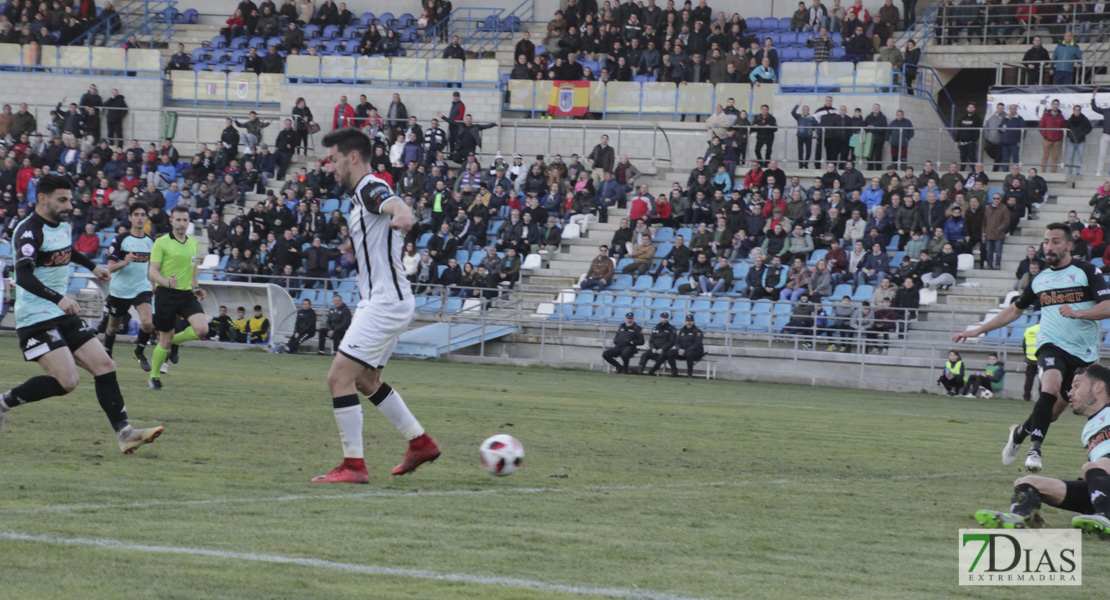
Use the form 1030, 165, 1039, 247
0, 531, 715, 600
0, 471, 980, 515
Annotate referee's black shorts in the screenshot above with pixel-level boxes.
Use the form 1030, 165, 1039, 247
153, 287, 204, 332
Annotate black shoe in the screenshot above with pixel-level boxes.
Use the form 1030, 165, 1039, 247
317, 350, 326, 355
669, 372, 680, 378
168, 345, 180, 364
149, 378, 163, 391
134, 349, 151, 372
614, 366, 625, 374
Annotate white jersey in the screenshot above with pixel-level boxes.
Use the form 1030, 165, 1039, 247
348, 172, 411, 304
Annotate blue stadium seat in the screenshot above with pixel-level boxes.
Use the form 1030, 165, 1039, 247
323, 25, 341, 39
732, 262, 750, 279
455, 250, 469, 265
299, 289, 317, 303
852, 285, 873, 302
184, 8, 199, 23
654, 227, 675, 243
210, 35, 227, 48
727, 280, 748, 296
610, 274, 633, 291
631, 275, 654, 291
831, 283, 853, 299
321, 198, 340, 213
359, 12, 375, 27
304, 25, 320, 38
886, 234, 900, 251
191, 48, 209, 63
747, 17, 763, 31
248, 36, 267, 50
650, 275, 673, 293
808, 249, 827, 265
416, 232, 433, 248
675, 227, 692, 241
654, 242, 673, 259
228, 36, 248, 49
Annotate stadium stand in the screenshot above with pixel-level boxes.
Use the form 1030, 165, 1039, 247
5, 0, 1110, 394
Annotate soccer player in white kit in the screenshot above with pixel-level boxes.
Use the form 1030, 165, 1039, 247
312, 128, 439, 484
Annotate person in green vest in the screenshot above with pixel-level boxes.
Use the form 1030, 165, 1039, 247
962, 353, 1006, 398
1022, 322, 1040, 402
938, 349, 965, 396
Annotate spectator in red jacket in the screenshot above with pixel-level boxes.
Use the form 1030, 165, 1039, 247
629, 192, 651, 221
1083, 216, 1106, 260
1038, 99, 1067, 174
743, 161, 764, 189
74, 223, 100, 259
15, 157, 34, 195
825, 238, 849, 285
332, 95, 356, 130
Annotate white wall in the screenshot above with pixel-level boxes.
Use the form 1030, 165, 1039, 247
0, 74, 164, 144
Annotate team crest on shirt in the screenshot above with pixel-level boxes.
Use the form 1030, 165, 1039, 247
21, 244, 34, 257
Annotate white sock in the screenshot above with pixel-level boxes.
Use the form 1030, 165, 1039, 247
375, 387, 424, 441
333, 405, 364, 459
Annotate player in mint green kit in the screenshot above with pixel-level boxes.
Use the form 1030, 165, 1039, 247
0, 175, 164, 454
147, 205, 209, 391
955, 223, 1110, 472
103, 201, 155, 371
973, 364, 1110, 537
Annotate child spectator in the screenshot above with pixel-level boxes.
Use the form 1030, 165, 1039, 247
938, 350, 965, 396
961, 353, 1006, 398
247, 305, 270, 344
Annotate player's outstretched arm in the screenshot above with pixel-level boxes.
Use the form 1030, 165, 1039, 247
953, 302, 1023, 343
381, 197, 414, 234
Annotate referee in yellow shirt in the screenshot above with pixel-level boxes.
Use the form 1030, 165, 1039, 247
147, 205, 210, 390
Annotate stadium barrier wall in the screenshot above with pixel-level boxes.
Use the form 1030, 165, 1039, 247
0, 75, 165, 145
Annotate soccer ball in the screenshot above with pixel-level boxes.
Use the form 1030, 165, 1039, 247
480, 434, 524, 476
979, 389, 993, 399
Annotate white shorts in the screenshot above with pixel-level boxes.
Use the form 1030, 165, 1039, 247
338, 297, 415, 369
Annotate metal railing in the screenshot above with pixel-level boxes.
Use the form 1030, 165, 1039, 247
72, 0, 178, 47
283, 57, 500, 87
403, 0, 534, 59
994, 58, 1110, 87
498, 119, 673, 172
931, 2, 1110, 47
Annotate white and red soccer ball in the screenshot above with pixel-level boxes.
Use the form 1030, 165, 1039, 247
480, 434, 524, 476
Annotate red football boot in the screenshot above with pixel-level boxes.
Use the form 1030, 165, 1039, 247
391, 434, 441, 475
312, 458, 370, 483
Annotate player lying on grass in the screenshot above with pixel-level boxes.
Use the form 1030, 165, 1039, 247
0, 174, 163, 454
974, 364, 1110, 538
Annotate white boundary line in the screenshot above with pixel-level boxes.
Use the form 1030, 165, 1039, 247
0, 531, 715, 600
0, 471, 980, 515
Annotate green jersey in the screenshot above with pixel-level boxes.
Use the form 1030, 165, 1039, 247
12, 214, 72, 328
150, 233, 199, 291
1014, 260, 1110, 363
107, 231, 153, 299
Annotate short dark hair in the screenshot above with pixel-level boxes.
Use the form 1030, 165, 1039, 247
321, 128, 373, 162
1078, 364, 1110, 392
171, 205, 190, 216
129, 201, 150, 215
37, 174, 73, 197
1045, 222, 1071, 238
253, 304, 263, 311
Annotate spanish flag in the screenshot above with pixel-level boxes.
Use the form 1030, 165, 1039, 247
548, 80, 590, 117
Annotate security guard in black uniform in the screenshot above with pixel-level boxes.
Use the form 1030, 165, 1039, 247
667, 314, 706, 378
602, 311, 644, 374
638, 312, 676, 375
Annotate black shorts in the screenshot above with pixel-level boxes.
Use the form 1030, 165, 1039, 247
153, 287, 204, 332
17, 314, 98, 362
106, 291, 153, 318
1036, 344, 1092, 398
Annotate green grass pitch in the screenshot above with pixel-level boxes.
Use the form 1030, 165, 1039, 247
0, 343, 1106, 599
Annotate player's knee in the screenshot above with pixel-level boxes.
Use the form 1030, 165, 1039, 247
56, 372, 80, 393
194, 323, 209, 339
1014, 475, 1036, 487
1081, 461, 1103, 475
140, 320, 153, 332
